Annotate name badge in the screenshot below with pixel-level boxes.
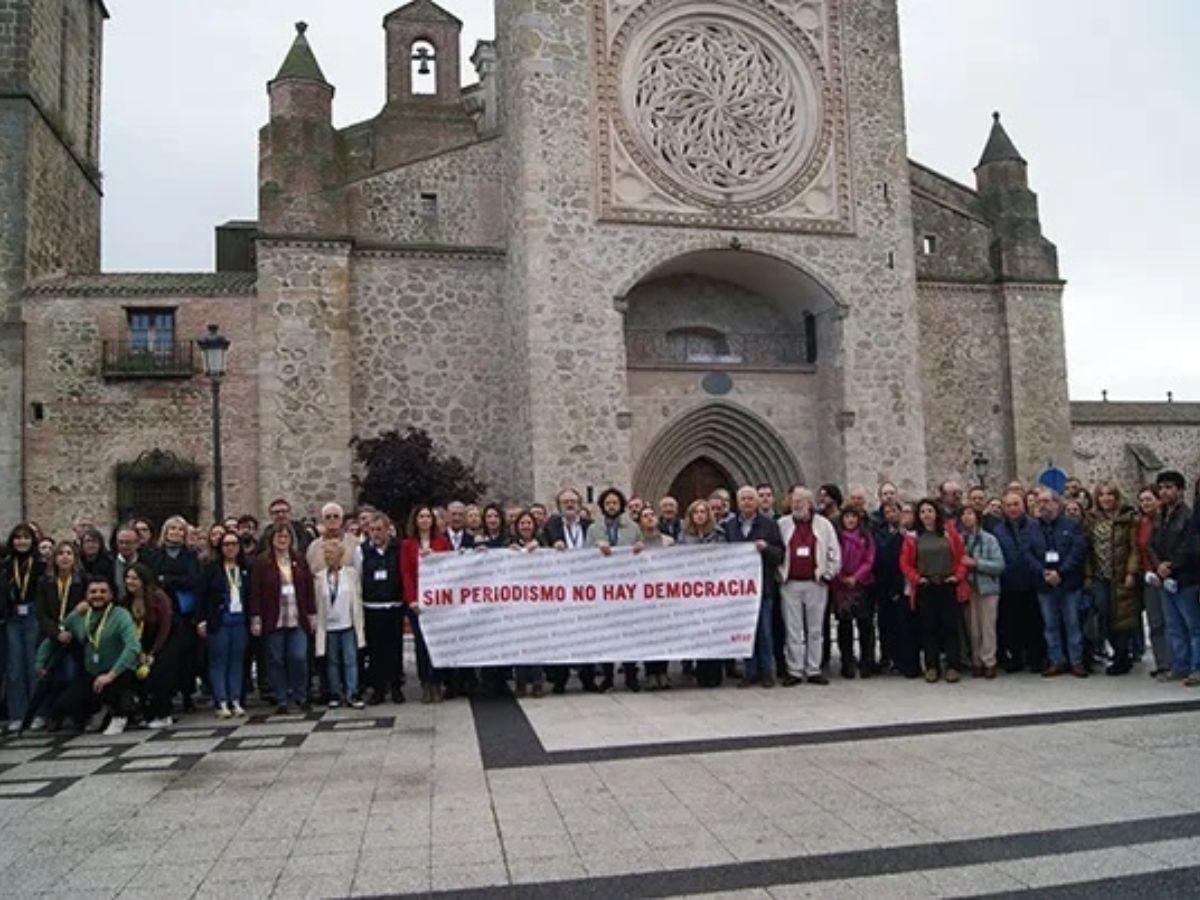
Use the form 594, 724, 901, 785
92, 652, 101, 665
281, 584, 296, 598
797, 546, 812, 558
229, 587, 243, 615
373, 569, 388, 581
16, 604, 29, 616
1045, 551, 1060, 565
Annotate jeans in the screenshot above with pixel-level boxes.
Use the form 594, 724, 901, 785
5, 612, 39, 723
1162, 584, 1200, 676
744, 589, 776, 681
1039, 589, 1083, 667
325, 628, 359, 700
208, 622, 248, 705
265, 627, 309, 705
1090, 578, 1113, 649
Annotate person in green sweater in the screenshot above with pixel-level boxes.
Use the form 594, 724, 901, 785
36, 575, 141, 735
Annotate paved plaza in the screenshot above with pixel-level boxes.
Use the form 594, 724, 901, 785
1, 663, 1198, 899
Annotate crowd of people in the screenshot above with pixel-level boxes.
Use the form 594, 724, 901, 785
2, 468, 1198, 736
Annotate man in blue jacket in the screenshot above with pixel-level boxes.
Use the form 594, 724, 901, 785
995, 489, 1045, 673
1026, 487, 1088, 677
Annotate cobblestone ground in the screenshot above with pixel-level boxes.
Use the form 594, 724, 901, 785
1, 658, 1198, 899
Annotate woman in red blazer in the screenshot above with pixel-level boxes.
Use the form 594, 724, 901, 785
400, 505, 451, 703
899, 499, 969, 683
249, 524, 316, 713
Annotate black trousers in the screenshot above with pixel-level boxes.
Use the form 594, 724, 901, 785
997, 587, 1046, 669
772, 594, 787, 675
919, 582, 963, 673
578, 662, 637, 684
546, 665, 571, 688
53, 670, 137, 724
175, 613, 200, 701
140, 630, 180, 720
837, 605, 876, 671
363, 606, 403, 699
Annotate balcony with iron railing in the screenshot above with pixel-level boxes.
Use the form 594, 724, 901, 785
625, 328, 816, 371
101, 340, 198, 379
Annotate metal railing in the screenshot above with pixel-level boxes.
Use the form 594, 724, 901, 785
101, 340, 197, 378
625, 330, 814, 369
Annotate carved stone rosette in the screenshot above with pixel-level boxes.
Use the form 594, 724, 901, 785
594, 0, 852, 233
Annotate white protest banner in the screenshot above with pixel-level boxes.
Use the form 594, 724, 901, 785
417, 543, 762, 667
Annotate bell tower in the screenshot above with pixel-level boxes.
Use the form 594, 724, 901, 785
0, 0, 107, 517
384, 0, 463, 107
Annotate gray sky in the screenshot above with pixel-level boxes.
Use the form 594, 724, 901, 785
100, 1, 1198, 401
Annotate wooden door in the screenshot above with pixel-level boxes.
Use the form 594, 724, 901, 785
668, 457, 735, 510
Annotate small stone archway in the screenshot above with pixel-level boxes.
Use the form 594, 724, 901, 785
633, 401, 803, 502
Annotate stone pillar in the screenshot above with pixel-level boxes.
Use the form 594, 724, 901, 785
255, 239, 355, 514
496, 0, 633, 502
1002, 283, 1072, 481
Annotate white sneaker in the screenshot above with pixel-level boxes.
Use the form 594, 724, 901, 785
230, 701, 246, 717
29, 717, 46, 732
4, 721, 20, 734
147, 717, 173, 729
215, 703, 232, 720
103, 716, 127, 736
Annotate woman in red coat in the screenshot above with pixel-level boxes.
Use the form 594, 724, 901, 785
249, 525, 316, 713
900, 499, 969, 683
400, 505, 451, 703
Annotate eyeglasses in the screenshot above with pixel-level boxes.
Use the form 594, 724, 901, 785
270, 508, 289, 517
221, 540, 240, 548
323, 513, 342, 520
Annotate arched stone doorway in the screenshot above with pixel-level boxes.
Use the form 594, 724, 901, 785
633, 401, 803, 503
622, 247, 844, 495
668, 456, 735, 510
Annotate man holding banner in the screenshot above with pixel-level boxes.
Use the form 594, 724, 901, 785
583, 488, 644, 693
727, 486, 785, 688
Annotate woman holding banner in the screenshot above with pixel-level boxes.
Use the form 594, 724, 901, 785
509, 510, 546, 697
401, 505, 451, 704
678, 499, 728, 687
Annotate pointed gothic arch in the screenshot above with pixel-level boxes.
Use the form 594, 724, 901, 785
633, 401, 803, 502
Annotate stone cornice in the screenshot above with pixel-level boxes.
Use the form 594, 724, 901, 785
353, 242, 505, 262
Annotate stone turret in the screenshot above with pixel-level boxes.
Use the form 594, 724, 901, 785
974, 112, 1059, 282
259, 22, 343, 234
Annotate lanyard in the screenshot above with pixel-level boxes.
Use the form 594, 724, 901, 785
57, 577, 72, 623
327, 571, 340, 606
12, 558, 31, 603
565, 521, 581, 549
225, 566, 241, 592
84, 604, 112, 652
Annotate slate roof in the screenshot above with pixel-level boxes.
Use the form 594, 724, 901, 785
273, 22, 329, 84
978, 112, 1025, 166
25, 272, 257, 298
1070, 401, 1200, 426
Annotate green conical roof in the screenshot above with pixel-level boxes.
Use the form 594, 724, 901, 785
273, 22, 329, 84
978, 111, 1025, 166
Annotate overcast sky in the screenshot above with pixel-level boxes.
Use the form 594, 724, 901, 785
99, 1, 1198, 401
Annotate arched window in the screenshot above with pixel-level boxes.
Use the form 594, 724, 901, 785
665, 327, 737, 364
411, 41, 437, 95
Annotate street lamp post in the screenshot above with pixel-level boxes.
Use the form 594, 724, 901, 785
971, 447, 990, 490
197, 324, 231, 522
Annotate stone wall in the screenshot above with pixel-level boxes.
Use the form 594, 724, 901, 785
1002, 283, 1073, 481
20, 281, 260, 536
346, 138, 504, 248
909, 163, 994, 283
254, 239, 354, 514
917, 282, 1014, 490
348, 248, 517, 499
1071, 402, 1200, 497
495, 0, 930, 500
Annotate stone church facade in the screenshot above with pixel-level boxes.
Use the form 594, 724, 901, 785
4, 0, 1198, 536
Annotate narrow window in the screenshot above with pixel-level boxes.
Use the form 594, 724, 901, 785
411, 41, 437, 95
922, 234, 938, 256
419, 192, 439, 221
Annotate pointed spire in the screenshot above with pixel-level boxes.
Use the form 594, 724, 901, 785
273, 22, 329, 85
978, 111, 1025, 166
